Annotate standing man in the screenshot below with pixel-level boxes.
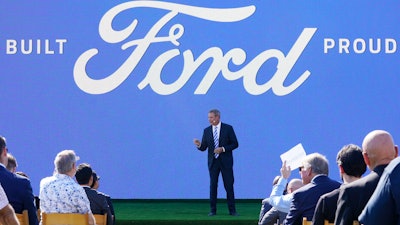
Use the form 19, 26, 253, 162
193, 109, 239, 216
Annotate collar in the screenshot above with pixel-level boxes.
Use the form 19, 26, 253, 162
311, 174, 327, 183
213, 122, 221, 129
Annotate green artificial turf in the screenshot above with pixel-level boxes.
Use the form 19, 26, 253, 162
113, 199, 262, 225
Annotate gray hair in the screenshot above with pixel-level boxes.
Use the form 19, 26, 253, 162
54, 150, 79, 174
303, 153, 329, 175
209, 109, 220, 117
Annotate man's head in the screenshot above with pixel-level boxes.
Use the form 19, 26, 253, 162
287, 178, 304, 194
299, 153, 329, 184
54, 150, 79, 176
208, 109, 221, 126
362, 130, 398, 170
6, 153, 17, 173
75, 163, 93, 186
336, 144, 366, 183
0, 136, 7, 166
91, 171, 100, 189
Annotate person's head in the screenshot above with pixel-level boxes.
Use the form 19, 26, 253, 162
0, 136, 8, 166
287, 178, 304, 194
208, 109, 221, 126
75, 163, 93, 186
299, 153, 329, 184
362, 130, 398, 170
54, 150, 80, 177
6, 153, 17, 173
91, 171, 100, 189
336, 144, 366, 183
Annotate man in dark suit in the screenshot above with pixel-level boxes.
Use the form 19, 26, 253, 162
335, 130, 398, 225
75, 163, 113, 225
312, 144, 366, 225
359, 156, 400, 225
193, 109, 239, 216
283, 153, 341, 225
0, 136, 39, 225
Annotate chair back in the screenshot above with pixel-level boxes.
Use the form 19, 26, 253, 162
324, 220, 334, 225
41, 213, 89, 225
93, 214, 107, 225
302, 217, 312, 225
15, 210, 29, 225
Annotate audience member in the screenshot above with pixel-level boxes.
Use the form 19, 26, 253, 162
312, 144, 366, 225
0, 136, 38, 225
269, 161, 303, 214
75, 163, 113, 225
6, 153, 17, 173
258, 175, 281, 223
0, 183, 20, 225
283, 153, 341, 225
335, 130, 398, 225
359, 156, 400, 225
39, 150, 95, 225
91, 171, 116, 224
260, 162, 303, 225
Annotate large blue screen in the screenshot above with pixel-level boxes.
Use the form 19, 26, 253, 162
1, 1, 399, 199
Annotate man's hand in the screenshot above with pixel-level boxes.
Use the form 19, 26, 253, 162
280, 161, 291, 179
193, 139, 201, 147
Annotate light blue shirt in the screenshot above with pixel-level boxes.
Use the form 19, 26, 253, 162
269, 177, 293, 213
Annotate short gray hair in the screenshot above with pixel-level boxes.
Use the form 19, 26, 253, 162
303, 153, 329, 175
209, 109, 220, 117
54, 150, 79, 174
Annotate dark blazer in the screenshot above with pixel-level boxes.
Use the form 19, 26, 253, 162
283, 175, 341, 225
83, 187, 113, 225
359, 157, 400, 225
0, 166, 39, 225
335, 165, 386, 225
198, 123, 238, 169
312, 188, 340, 225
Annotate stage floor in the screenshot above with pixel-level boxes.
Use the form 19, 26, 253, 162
113, 199, 261, 225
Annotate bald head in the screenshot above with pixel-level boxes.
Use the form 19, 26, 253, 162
287, 178, 303, 194
362, 130, 398, 170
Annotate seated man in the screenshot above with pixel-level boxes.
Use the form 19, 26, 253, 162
75, 163, 113, 225
312, 144, 366, 225
260, 161, 303, 225
259, 175, 281, 223
0, 183, 19, 225
91, 171, 115, 225
283, 153, 341, 225
0, 136, 38, 225
269, 161, 304, 214
39, 150, 95, 225
359, 156, 400, 225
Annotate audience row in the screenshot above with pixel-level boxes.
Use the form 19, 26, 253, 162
0, 136, 115, 225
258, 129, 399, 225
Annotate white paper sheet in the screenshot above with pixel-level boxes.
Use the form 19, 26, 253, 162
280, 143, 307, 171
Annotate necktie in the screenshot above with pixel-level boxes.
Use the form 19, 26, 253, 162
213, 126, 219, 158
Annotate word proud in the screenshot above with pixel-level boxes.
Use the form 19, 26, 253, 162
74, 1, 316, 95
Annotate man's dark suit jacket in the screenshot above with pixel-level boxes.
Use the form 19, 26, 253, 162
83, 187, 113, 225
283, 175, 341, 225
335, 165, 386, 225
359, 157, 400, 225
198, 123, 238, 169
0, 165, 38, 225
312, 188, 340, 225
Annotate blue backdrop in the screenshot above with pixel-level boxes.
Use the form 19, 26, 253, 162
1, 1, 399, 199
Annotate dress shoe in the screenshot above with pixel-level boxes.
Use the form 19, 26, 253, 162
229, 212, 239, 216
208, 212, 216, 216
